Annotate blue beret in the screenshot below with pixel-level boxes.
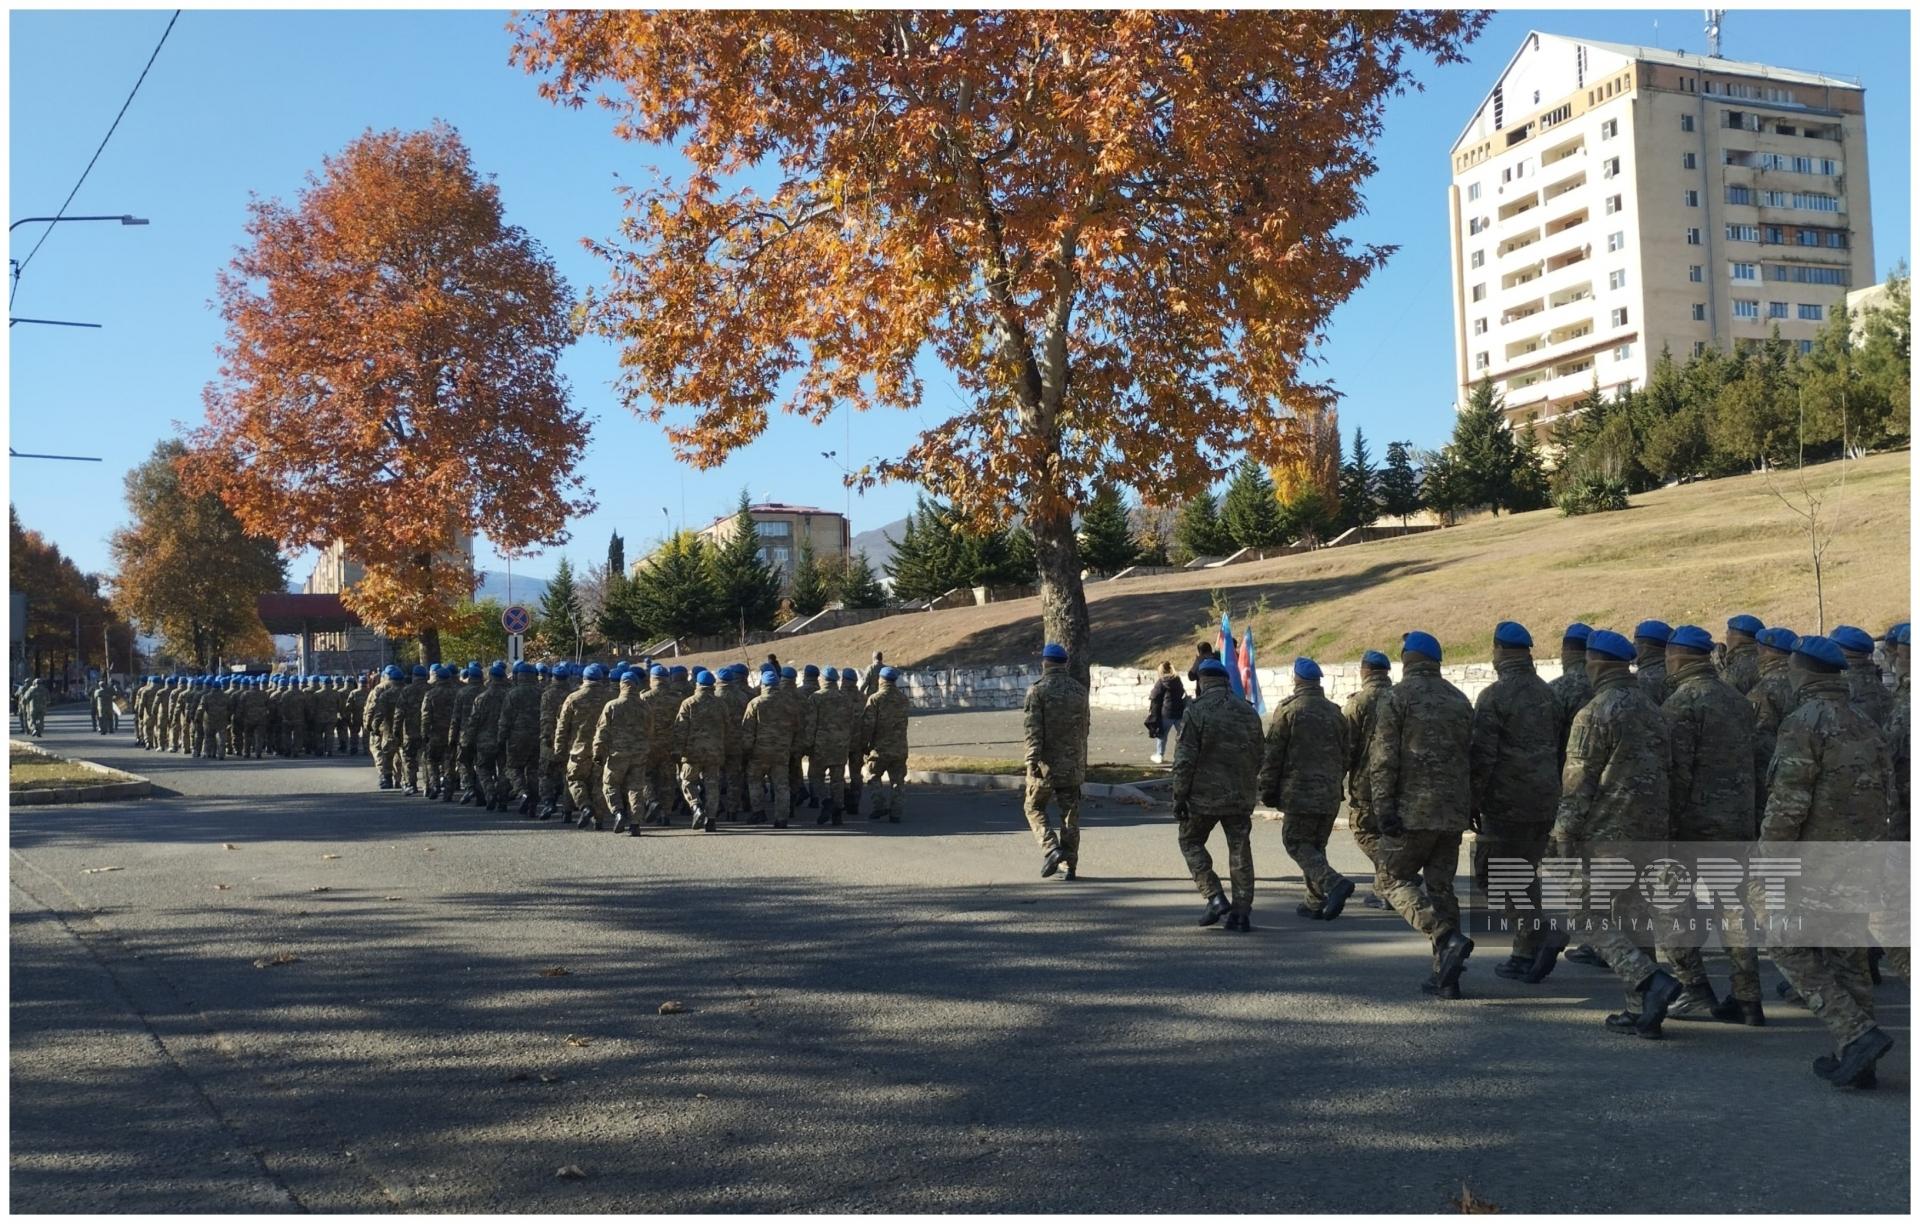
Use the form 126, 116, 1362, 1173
695, 669, 715, 686
1634, 619, 1672, 643
670, 665, 689, 678
1402, 631, 1441, 662
760, 667, 779, 684
803, 664, 819, 677
880, 666, 899, 681
513, 661, 534, 675
411, 664, 428, 677
1041, 643, 1068, 661
823, 667, 839, 681
1493, 621, 1533, 649
1586, 630, 1636, 662
649, 665, 667, 677
465, 664, 481, 679
1293, 656, 1321, 680
1197, 658, 1228, 677
1793, 634, 1846, 670
1757, 627, 1794, 650
384, 665, 403, 679
780, 666, 796, 680
621, 670, 643, 685
1894, 623, 1911, 646
488, 661, 507, 677
1361, 650, 1391, 669
535, 663, 550, 676
1563, 622, 1592, 644
1668, 625, 1714, 652
1727, 614, 1764, 636
582, 663, 607, 681
1830, 625, 1873, 654
841, 664, 857, 677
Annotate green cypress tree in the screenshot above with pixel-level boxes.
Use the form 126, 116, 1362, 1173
632, 532, 724, 639
708, 491, 783, 631
596, 570, 640, 647
1378, 441, 1422, 526
785, 536, 832, 617
1172, 491, 1233, 561
1336, 426, 1379, 531
1219, 460, 1287, 548
536, 556, 583, 656
1451, 377, 1519, 514
1076, 483, 1140, 574
835, 550, 888, 608
885, 498, 970, 600
1419, 446, 1467, 525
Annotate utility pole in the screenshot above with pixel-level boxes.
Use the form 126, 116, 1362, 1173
1704, 9, 1725, 58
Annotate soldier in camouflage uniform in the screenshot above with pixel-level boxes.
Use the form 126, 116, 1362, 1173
1762, 634, 1898, 1087
283, 676, 311, 757
263, 676, 284, 756
1632, 619, 1672, 707
740, 666, 797, 826
791, 664, 821, 811
1258, 656, 1354, 921
367, 666, 405, 788
1876, 623, 1909, 982
714, 665, 751, 820
1831, 625, 1894, 731
838, 662, 866, 817
637, 666, 679, 825
674, 668, 733, 832
1550, 628, 1684, 1037
397, 665, 429, 794
92, 680, 118, 735
595, 670, 650, 833
1175, 656, 1263, 930
1718, 614, 1765, 695
1369, 632, 1477, 998
446, 664, 477, 804
420, 666, 458, 801
1470, 622, 1570, 984
1749, 627, 1800, 817
555, 663, 616, 829
1023, 644, 1090, 877
859, 668, 911, 823
196, 679, 231, 760
1656, 626, 1764, 1024
1341, 650, 1395, 908
463, 662, 510, 807
497, 662, 545, 815
536, 663, 574, 819
181, 678, 208, 756
808, 667, 855, 825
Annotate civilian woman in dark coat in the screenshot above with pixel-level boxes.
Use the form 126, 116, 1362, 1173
1146, 661, 1187, 764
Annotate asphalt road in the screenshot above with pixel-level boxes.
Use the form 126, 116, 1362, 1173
10, 708, 1909, 1212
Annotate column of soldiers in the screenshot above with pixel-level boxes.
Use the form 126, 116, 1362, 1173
124, 673, 371, 759
1150, 612, 1907, 1092
361, 656, 914, 835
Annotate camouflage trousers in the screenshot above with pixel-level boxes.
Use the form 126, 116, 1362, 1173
1281, 811, 1347, 906
197, 714, 229, 760
679, 757, 724, 818
1024, 773, 1081, 859
843, 747, 864, 815
1348, 802, 1383, 868
1656, 849, 1763, 1003
807, 742, 848, 811
374, 733, 401, 785
401, 737, 424, 788
1553, 844, 1661, 1010
539, 747, 566, 808
1479, 818, 1552, 959
1376, 828, 1464, 948
502, 746, 539, 805
602, 753, 647, 817
721, 755, 748, 819
1773, 924, 1877, 1054
746, 750, 789, 820
789, 750, 810, 808
1179, 809, 1254, 917
865, 754, 907, 818
566, 749, 610, 822
423, 746, 450, 795
473, 744, 505, 801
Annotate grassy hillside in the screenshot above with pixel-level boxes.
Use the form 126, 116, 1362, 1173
671, 451, 1909, 672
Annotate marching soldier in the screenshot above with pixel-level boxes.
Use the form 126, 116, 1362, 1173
1023, 644, 1090, 877
1258, 656, 1354, 921
1174, 656, 1264, 931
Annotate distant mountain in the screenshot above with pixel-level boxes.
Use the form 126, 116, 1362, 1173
474, 570, 550, 608
849, 517, 908, 582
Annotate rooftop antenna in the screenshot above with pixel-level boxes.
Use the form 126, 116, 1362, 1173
1704, 9, 1725, 58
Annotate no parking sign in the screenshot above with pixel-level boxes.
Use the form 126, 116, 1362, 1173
501, 604, 532, 635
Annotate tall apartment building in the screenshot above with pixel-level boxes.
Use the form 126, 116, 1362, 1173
634, 503, 850, 592
1449, 32, 1872, 427
302, 532, 476, 660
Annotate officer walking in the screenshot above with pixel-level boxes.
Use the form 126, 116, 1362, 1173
1258, 656, 1354, 921
1174, 656, 1263, 931
1022, 643, 1090, 878
1341, 649, 1394, 906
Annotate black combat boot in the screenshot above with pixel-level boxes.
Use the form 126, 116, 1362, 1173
1493, 955, 1533, 981
457, 788, 474, 805
378, 776, 393, 790
1041, 848, 1065, 878
1295, 902, 1324, 920
1062, 863, 1077, 880
1666, 980, 1721, 1022
1434, 930, 1474, 994
1820, 1028, 1893, 1087
1199, 893, 1231, 927
816, 802, 832, 826
1224, 912, 1249, 932
1710, 995, 1767, 1027
1319, 878, 1355, 921
829, 802, 844, 827
1525, 930, 1570, 984
519, 792, 535, 818
440, 785, 455, 804
1609, 970, 1682, 1038
1566, 944, 1607, 967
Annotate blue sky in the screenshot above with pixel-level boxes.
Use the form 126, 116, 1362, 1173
8, 8, 1909, 583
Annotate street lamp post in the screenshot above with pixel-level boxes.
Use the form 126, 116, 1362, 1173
10, 213, 149, 324
9, 214, 149, 232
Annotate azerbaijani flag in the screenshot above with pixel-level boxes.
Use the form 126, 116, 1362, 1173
1218, 611, 1246, 699
1242, 628, 1265, 717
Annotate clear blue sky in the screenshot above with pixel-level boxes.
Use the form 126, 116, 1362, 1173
9, 8, 1909, 584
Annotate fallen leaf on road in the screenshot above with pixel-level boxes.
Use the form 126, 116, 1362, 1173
658, 1001, 686, 1015
502, 1072, 529, 1083
564, 1034, 592, 1047
223, 843, 239, 850
213, 883, 232, 891
308, 886, 331, 893
320, 854, 340, 860
253, 953, 300, 969
81, 866, 124, 874
694, 1092, 710, 1100
539, 966, 572, 978
1450, 1183, 1500, 1214
383, 896, 402, 901
539, 1073, 564, 1084
555, 1165, 587, 1180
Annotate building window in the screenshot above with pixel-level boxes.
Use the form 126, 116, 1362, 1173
1683, 189, 1699, 208
1681, 151, 1697, 171
1602, 156, 1621, 178
1606, 230, 1625, 252
1614, 343, 1633, 361
1473, 318, 1488, 335
1726, 224, 1760, 243
756, 521, 792, 538
1475, 351, 1490, 370
1768, 264, 1848, 286
1798, 303, 1824, 321
1792, 192, 1842, 213
1608, 269, 1627, 290
1680, 113, 1695, 132
1691, 303, 1707, 321
1685, 228, 1702, 246
1471, 283, 1486, 302
1692, 340, 1708, 356
1469, 217, 1485, 235
1725, 185, 1752, 206
1688, 264, 1703, 283
1604, 194, 1622, 215
1470, 249, 1485, 269
1797, 339, 1815, 355
1600, 118, 1618, 140
1765, 225, 1786, 244
1732, 299, 1759, 320
1767, 301, 1789, 319
1610, 307, 1629, 327
1467, 182, 1482, 202
1827, 231, 1848, 249
1730, 262, 1759, 282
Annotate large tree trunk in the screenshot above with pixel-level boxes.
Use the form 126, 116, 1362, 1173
1028, 505, 1092, 688
419, 627, 443, 665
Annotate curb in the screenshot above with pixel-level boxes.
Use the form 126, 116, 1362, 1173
905, 769, 1154, 803
9, 741, 153, 806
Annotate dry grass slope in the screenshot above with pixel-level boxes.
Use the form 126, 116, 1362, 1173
670, 451, 1908, 672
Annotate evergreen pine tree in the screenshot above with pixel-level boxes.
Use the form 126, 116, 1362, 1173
606, 530, 625, 577
835, 551, 888, 608
1007, 525, 1037, 580
597, 570, 641, 648
1509, 417, 1551, 511
1076, 483, 1139, 574
1378, 441, 1422, 526
1451, 377, 1519, 514
1219, 459, 1288, 548
1419, 447, 1467, 525
1336, 426, 1379, 531
708, 490, 784, 630
537, 556, 583, 657
785, 536, 833, 617
632, 532, 724, 639
1172, 491, 1233, 561
884, 499, 963, 602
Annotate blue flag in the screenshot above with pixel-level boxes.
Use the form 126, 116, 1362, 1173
1218, 611, 1245, 699
1242, 628, 1266, 717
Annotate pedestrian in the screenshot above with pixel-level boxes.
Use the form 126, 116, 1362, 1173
859, 667, 911, 822
446, 664, 477, 804
1548, 628, 1684, 1038
1022, 643, 1090, 877
1145, 661, 1186, 765
1174, 656, 1263, 931
1761, 634, 1898, 1087
1469, 621, 1568, 984
1259, 656, 1354, 920
1186, 639, 1217, 683
1719, 614, 1765, 695
1368, 631, 1476, 999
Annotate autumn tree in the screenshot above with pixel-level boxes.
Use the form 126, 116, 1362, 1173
181, 123, 592, 663
109, 439, 285, 670
512, 10, 1485, 681
12, 507, 133, 681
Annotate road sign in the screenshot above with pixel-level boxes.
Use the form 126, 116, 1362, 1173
501, 604, 532, 636
508, 634, 524, 665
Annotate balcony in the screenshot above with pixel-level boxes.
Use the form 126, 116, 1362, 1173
1501, 261, 1546, 292
1543, 168, 1587, 203
1497, 191, 1542, 223
1544, 206, 1588, 237
1498, 317, 1597, 372
1500, 297, 1546, 327
1544, 242, 1591, 274
1496, 226, 1542, 261
1540, 135, 1584, 169
1547, 280, 1595, 312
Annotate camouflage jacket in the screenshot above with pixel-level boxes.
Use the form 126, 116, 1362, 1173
198, 688, 231, 725
1718, 642, 1762, 695
860, 686, 911, 760
1847, 659, 1895, 731
1340, 674, 1393, 810
809, 685, 855, 759
400, 681, 428, 743
1022, 667, 1090, 783
1257, 682, 1348, 816
720, 678, 753, 758
1761, 676, 1895, 845
1749, 658, 1798, 805
449, 680, 478, 749
673, 687, 736, 763
791, 679, 820, 752
465, 678, 508, 754
422, 679, 458, 745
1633, 643, 1670, 707
555, 681, 616, 761
638, 682, 680, 763
1553, 670, 1669, 844
500, 677, 544, 758
537, 680, 570, 760
592, 687, 651, 760
237, 687, 267, 727
368, 679, 404, 741
1889, 673, 1910, 841
1547, 665, 1595, 770
1469, 657, 1561, 824
1663, 657, 1757, 840
1172, 674, 1264, 817
1367, 660, 1473, 833
741, 688, 798, 759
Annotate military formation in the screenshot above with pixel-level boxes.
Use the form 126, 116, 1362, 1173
1149, 613, 1908, 1093
125, 673, 368, 759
